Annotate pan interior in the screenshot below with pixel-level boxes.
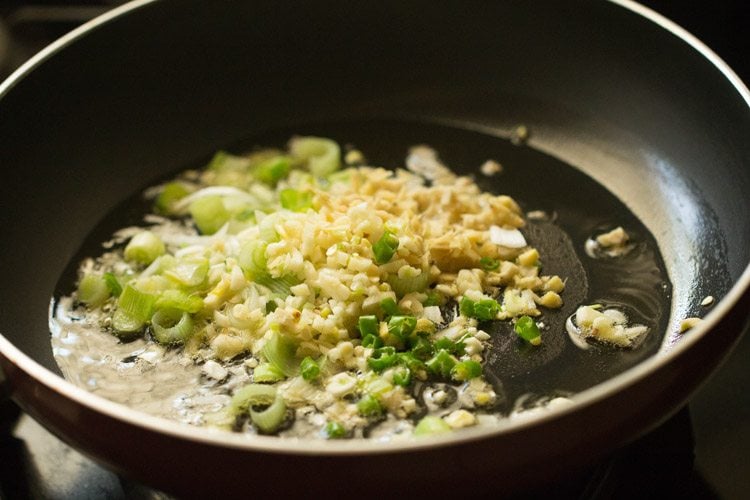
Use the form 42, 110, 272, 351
52, 118, 673, 424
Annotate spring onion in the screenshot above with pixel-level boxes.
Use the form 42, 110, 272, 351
154, 290, 203, 313
289, 136, 341, 177
253, 274, 299, 297
151, 309, 193, 345
451, 360, 483, 381
373, 230, 399, 264
514, 315, 542, 346
253, 363, 286, 383
386, 269, 431, 297
163, 258, 209, 287
254, 156, 291, 185
155, 182, 191, 214
413, 416, 451, 436
300, 356, 321, 381
77, 274, 110, 307
279, 188, 313, 212
207, 150, 252, 172
263, 332, 299, 377
392, 365, 411, 387
238, 241, 268, 278
117, 285, 156, 323
124, 231, 165, 265
323, 421, 347, 439
397, 352, 426, 373
189, 195, 230, 235
103, 272, 123, 297
111, 308, 145, 336
357, 394, 383, 417
230, 383, 277, 415
250, 394, 287, 434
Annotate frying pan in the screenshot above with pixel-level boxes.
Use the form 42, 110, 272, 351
1, 0, 749, 496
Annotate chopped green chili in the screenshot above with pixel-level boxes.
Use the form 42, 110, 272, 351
425, 350, 458, 379
479, 256, 500, 271
451, 360, 483, 381
387, 315, 417, 341
358, 315, 379, 337
379, 297, 400, 317
367, 346, 398, 372
373, 230, 399, 264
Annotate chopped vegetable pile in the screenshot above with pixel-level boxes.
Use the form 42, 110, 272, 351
73, 137, 567, 438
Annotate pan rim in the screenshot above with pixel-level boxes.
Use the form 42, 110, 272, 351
1, 0, 750, 455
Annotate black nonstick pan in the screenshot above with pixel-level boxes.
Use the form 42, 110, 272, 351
1, 0, 749, 496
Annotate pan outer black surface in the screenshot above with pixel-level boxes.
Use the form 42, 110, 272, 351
1, 0, 749, 496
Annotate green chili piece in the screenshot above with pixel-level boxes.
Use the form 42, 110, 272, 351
367, 346, 398, 372
379, 297, 400, 317
433, 337, 465, 356
423, 291, 442, 307
392, 366, 412, 387
473, 299, 501, 321
358, 315, 379, 337
425, 350, 458, 379
451, 360, 483, 381
409, 336, 434, 360
387, 315, 417, 341
361, 334, 384, 349
479, 256, 501, 271
373, 230, 399, 264
459, 296, 475, 318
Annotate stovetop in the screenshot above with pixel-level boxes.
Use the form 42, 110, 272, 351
1, 1, 749, 498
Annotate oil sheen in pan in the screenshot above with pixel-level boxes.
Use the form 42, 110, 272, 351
51, 119, 673, 427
